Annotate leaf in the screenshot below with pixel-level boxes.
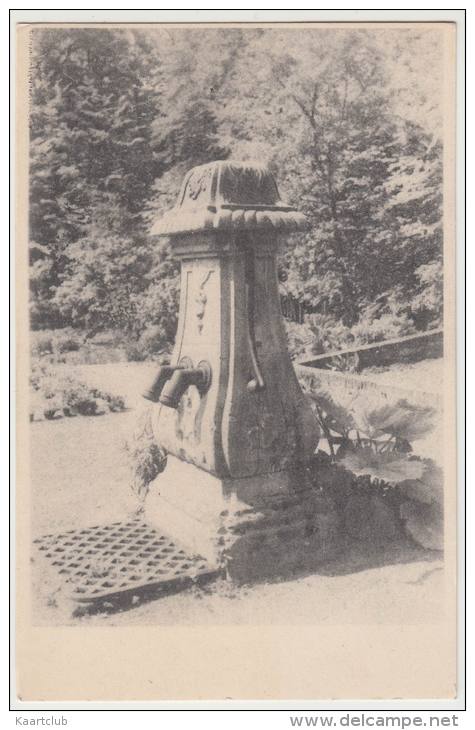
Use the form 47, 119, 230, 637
400, 500, 443, 550
340, 447, 425, 485
385, 399, 437, 441
350, 399, 402, 439
398, 459, 443, 505
350, 395, 436, 441
305, 387, 356, 435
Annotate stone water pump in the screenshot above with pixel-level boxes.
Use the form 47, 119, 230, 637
143, 161, 332, 581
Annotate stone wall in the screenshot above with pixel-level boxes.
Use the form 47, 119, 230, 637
295, 362, 442, 412
300, 328, 443, 372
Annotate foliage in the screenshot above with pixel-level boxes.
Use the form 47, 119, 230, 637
350, 288, 417, 344
398, 458, 443, 507
302, 375, 436, 481
262, 31, 443, 332
123, 408, 167, 499
31, 334, 54, 357
349, 394, 436, 443
301, 380, 442, 549
30, 362, 125, 420
29, 29, 166, 337
339, 448, 425, 484
56, 335, 81, 353
29, 26, 443, 354
399, 499, 443, 551
306, 314, 354, 355
284, 320, 315, 361
410, 259, 444, 329
302, 451, 437, 548
31, 328, 84, 358
124, 326, 173, 363
303, 386, 356, 444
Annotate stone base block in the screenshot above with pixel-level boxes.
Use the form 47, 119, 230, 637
144, 455, 342, 583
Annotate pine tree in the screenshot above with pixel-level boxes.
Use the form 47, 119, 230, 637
29, 26, 444, 348
29, 28, 162, 330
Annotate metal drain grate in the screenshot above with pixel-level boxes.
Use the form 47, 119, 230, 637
33, 518, 219, 604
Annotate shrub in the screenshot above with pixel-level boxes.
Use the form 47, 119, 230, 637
124, 341, 148, 362
123, 325, 172, 362
410, 260, 444, 330
139, 325, 171, 358
303, 382, 436, 463
284, 320, 315, 360
351, 311, 416, 345
56, 335, 81, 353
123, 408, 167, 500
129, 269, 180, 356
306, 314, 354, 356
299, 377, 442, 550
31, 328, 84, 359
29, 363, 126, 421
32, 335, 54, 357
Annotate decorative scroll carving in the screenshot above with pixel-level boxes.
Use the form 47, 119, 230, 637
195, 270, 213, 334
186, 165, 213, 201
151, 160, 308, 237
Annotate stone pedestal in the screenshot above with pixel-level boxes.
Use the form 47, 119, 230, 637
145, 455, 341, 581
144, 161, 337, 580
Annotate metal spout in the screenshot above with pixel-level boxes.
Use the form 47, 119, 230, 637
159, 363, 211, 409
142, 365, 179, 403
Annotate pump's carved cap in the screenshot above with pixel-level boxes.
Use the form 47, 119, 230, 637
150, 160, 308, 236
